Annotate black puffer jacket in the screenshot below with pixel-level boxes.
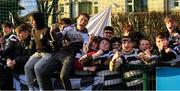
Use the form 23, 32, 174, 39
1, 33, 21, 60
14, 35, 36, 74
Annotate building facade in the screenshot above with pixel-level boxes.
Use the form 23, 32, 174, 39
148, 0, 180, 12
58, 0, 180, 18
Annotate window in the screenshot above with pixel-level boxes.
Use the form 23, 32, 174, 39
79, 2, 92, 14
60, 7, 64, 13
141, 0, 147, 12
94, 2, 98, 4
126, 0, 133, 12
174, 0, 179, 7
127, 0, 132, 3
126, 0, 147, 12
94, 6, 98, 14
60, 4, 64, 13
128, 5, 133, 12
134, 0, 147, 12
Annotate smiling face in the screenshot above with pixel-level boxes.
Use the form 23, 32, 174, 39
76, 15, 89, 31
121, 38, 134, 52
112, 41, 121, 50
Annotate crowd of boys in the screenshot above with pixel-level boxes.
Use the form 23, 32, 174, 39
0, 12, 179, 90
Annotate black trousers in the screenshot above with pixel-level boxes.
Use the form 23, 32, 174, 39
37, 50, 75, 90
0, 63, 13, 90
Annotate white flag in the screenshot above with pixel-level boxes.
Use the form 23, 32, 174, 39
87, 6, 112, 37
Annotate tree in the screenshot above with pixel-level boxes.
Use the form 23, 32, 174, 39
0, 0, 24, 24
35, 0, 59, 25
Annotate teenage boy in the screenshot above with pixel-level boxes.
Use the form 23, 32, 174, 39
109, 36, 145, 90
24, 12, 59, 90
155, 32, 180, 66
138, 38, 159, 65
103, 26, 114, 40
14, 24, 35, 74
0, 21, 21, 90
139, 38, 158, 90
164, 15, 180, 48
36, 13, 90, 90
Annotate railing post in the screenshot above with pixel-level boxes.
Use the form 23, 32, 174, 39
143, 70, 148, 91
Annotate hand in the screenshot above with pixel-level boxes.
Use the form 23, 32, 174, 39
88, 34, 95, 43
144, 49, 151, 57
78, 55, 88, 62
165, 48, 173, 53
138, 52, 149, 64
78, 55, 93, 66
6, 59, 16, 69
158, 42, 164, 51
87, 66, 97, 72
138, 52, 146, 60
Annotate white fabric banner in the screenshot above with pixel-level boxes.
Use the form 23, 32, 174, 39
87, 6, 112, 37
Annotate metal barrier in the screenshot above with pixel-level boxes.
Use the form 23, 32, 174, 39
12, 64, 156, 90
119, 64, 156, 90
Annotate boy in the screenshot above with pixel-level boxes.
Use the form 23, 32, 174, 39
37, 13, 90, 90
155, 32, 180, 66
103, 26, 114, 40
0, 21, 21, 90
109, 36, 144, 90
138, 38, 158, 65
164, 15, 180, 48
24, 12, 59, 90
139, 38, 158, 90
122, 23, 144, 48
111, 37, 121, 53
79, 38, 121, 90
